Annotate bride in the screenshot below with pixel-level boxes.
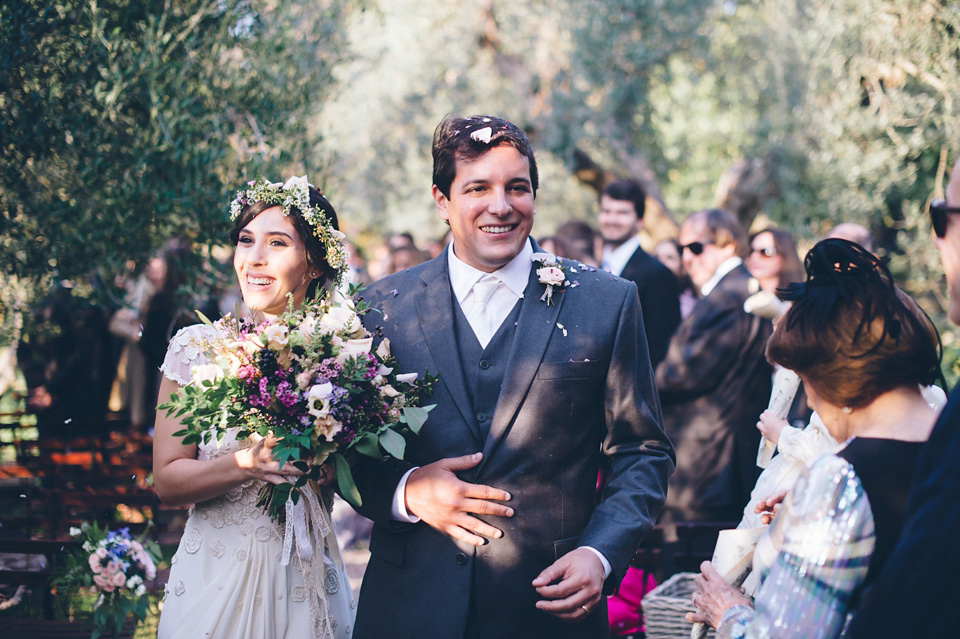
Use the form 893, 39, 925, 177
153, 177, 355, 638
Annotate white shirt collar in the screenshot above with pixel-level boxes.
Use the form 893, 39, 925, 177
447, 238, 534, 303
601, 235, 641, 276
700, 257, 742, 296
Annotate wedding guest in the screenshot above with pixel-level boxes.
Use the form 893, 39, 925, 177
845, 156, 960, 638
598, 179, 680, 366
746, 229, 804, 296
688, 239, 942, 638
826, 221, 874, 252
656, 209, 772, 529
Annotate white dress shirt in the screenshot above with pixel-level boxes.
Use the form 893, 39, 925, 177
700, 257, 742, 296
601, 235, 641, 276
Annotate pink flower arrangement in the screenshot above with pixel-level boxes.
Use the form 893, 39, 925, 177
55, 522, 160, 638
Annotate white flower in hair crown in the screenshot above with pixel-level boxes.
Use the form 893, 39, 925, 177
230, 176, 349, 285
532, 252, 571, 306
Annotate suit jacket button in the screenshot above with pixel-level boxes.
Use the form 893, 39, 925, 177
456, 552, 468, 566
479, 359, 490, 370
476, 412, 486, 422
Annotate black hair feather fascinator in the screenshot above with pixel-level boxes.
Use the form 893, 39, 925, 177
777, 238, 899, 349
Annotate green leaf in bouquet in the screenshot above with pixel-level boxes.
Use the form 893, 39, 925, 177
353, 431, 381, 458
399, 405, 434, 434
293, 460, 310, 473
334, 452, 362, 508
196, 309, 215, 327
379, 428, 406, 459
273, 446, 299, 466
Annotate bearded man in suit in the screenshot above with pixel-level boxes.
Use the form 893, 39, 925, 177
598, 179, 681, 367
352, 115, 675, 639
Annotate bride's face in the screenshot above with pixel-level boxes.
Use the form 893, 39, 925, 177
234, 206, 312, 319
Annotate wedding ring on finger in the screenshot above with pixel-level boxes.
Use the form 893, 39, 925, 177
580, 605, 590, 614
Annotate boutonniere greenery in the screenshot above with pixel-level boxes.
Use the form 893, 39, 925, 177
532, 252, 574, 305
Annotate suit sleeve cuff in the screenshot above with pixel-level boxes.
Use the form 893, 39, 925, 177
581, 546, 612, 578
390, 467, 421, 522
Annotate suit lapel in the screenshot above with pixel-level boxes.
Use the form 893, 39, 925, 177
414, 254, 483, 444
478, 261, 565, 467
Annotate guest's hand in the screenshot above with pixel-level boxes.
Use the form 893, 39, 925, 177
235, 434, 303, 485
532, 548, 604, 622
756, 410, 788, 444
685, 561, 752, 628
404, 453, 514, 546
754, 489, 788, 525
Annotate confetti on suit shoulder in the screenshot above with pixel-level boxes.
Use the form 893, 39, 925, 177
392, 289, 399, 296
570, 280, 580, 288
556, 322, 567, 337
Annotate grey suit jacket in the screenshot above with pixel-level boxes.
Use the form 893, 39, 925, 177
352, 244, 674, 639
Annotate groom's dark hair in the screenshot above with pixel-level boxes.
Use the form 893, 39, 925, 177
432, 114, 539, 200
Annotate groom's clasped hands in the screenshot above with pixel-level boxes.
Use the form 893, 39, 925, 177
403, 451, 604, 620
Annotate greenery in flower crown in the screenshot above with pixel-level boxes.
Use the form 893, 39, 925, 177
230, 175, 349, 285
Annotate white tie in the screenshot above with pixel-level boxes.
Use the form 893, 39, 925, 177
468, 274, 502, 348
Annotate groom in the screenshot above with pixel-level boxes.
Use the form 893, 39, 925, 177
353, 115, 674, 639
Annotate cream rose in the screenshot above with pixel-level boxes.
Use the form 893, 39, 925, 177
537, 266, 566, 287
191, 364, 223, 384
263, 324, 289, 349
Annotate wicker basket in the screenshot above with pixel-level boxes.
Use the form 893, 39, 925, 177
641, 572, 716, 639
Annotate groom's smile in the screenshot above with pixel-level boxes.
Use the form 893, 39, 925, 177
434, 145, 536, 273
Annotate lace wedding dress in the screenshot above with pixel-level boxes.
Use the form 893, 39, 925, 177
157, 324, 356, 639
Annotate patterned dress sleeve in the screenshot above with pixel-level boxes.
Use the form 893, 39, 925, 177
718, 454, 875, 639
159, 323, 217, 386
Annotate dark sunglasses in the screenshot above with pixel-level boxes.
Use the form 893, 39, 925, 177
680, 241, 711, 256
750, 246, 778, 258
930, 199, 960, 238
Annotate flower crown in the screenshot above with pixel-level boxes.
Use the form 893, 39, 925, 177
230, 175, 348, 285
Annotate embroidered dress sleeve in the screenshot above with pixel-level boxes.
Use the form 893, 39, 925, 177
717, 455, 875, 639
159, 323, 217, 385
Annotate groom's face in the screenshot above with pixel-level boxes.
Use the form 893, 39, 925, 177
433, 144, 536, 273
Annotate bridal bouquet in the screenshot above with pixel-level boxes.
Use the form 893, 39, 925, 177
53, 522, 160, 639
158, 288, 435, 519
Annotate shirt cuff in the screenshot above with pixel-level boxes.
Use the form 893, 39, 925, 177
581, 546, 612, 578
390, 467, 421, 523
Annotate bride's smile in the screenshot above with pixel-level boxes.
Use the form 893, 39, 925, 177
234, 205, 312, 319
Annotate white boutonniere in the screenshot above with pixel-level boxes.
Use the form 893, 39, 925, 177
532, 252, 570, 306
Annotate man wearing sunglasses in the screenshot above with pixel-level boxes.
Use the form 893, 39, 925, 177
846, 158, 960, 638
654, 208, 773, 537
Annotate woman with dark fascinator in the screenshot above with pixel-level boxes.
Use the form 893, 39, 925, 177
154, 177, 355, 638
687, 239, 944, 638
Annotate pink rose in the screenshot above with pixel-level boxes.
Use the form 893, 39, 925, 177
95, 547, 107, 559
112, 571, 127, 588
537, 266, 565, 286
88, 554, 102, 573
93, 574, 115, 592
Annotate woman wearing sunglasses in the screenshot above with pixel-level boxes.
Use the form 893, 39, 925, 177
746, 229, 804, 299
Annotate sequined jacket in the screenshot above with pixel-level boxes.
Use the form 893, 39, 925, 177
718, 454, 872, 639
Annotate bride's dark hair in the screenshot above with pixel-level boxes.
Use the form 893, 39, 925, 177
229, 185, 340, 299
767, 238, 944, 408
